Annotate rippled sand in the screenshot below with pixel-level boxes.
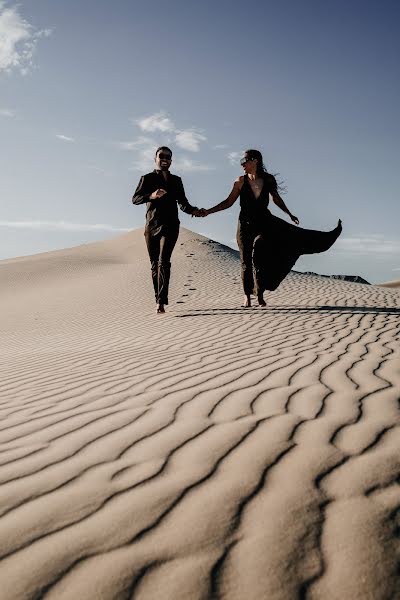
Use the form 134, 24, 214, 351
0, 228, 399, 599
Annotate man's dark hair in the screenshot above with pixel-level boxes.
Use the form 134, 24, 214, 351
155, 146, 172, 157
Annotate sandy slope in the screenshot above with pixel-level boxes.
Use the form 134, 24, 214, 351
377, 279, 400, 289
0, 227, 399, 600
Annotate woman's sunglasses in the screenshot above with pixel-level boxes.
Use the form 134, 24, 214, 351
158, 153, 172, 160
240, 157, 253, 166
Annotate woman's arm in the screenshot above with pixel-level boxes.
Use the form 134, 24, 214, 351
204, 178, 242, 215
271, 190, 299, 225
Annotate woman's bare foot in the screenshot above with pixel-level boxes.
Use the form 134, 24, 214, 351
257, 293, 266, 307
156, 303, 165, 314
243, 294, 251, 307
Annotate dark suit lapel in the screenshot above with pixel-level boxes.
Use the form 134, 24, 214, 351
154, 169, 171, 192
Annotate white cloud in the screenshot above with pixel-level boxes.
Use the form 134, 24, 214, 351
214, 144, 229, 150
116, 136, 155, 152
0, 220, 130, 232
228, 151, 241, 166
128, 147, 214, 173
391, 267, 400, 271
172, 157, 214, 172
132, 112, 207, 152
123, 137, 212, 172
335, 235, 400, 256
0, 107, 15, 117
0, 2, 51, 75
135, 110, 175, 133
124, 136, 158, 171
56, 134, 75, 142
175, 129, 206, 152
125, 116, 213, 171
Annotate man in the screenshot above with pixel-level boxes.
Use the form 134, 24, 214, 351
132, 146, 201, 313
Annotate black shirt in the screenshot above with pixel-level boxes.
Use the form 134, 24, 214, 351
132, 170, 198, 235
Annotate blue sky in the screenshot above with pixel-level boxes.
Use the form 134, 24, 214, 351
0, 0, 399, 283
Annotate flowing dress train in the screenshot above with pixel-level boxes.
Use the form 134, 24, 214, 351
236, 174, 342, 293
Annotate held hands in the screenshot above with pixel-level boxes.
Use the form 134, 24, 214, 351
192, 208, 208, 217
290, 214, 299, 225
150, 189, 167, 200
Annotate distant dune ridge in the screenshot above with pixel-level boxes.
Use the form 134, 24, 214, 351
302, 272, 371, 285
0, 227, 399, 600
377, 279, 400, 288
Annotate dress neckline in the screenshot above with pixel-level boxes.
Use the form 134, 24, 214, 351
246, 174, 265, 200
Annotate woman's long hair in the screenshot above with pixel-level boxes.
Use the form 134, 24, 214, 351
244, 149, 285, 192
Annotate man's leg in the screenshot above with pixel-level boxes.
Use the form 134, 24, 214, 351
237, 222, 255, 306
157, 228, 179, 306
144, 230, 161, 303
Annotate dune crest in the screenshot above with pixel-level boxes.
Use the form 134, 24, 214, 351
0, 228, 399, 599
377, 279, 400, 289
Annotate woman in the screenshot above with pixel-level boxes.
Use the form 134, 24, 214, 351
201, 149, 342, 307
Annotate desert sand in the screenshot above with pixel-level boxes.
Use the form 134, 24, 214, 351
0, 227, 399, 600
378, 279, 400, 289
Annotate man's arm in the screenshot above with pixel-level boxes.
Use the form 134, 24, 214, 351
132, 175, 152, 205
176, 177, 198, 214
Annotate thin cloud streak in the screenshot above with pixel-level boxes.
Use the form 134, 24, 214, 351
172, 157, 214, 172
0, 107, 16, 117
335, 235, 400, 256
0, 220, 131, 232
228, 151, 241, 165
56, 134, 75, 142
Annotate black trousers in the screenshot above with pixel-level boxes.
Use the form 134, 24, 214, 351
145, 227, 179, 304
236, 221, 263, 296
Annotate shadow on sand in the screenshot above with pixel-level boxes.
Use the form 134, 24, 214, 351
175, 305, 400, 317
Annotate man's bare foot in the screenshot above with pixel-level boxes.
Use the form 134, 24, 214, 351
257, 293, 266, 307
156, 303, 165, 314
243, 294, 251, 307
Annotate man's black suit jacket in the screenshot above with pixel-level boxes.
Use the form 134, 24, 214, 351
132, 170, 197, 235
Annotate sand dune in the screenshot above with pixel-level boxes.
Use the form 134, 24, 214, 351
377, 279, 400, 289
0, 227, 399, 600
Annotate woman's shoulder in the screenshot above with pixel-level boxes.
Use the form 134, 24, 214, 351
263, 172, 275, 182
264, 172, 277, 189
234, 175, 245, 187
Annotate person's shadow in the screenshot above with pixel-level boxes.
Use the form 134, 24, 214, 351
175, 305, 400, 317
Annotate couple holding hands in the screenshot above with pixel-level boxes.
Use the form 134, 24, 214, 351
132, 146, 342, 314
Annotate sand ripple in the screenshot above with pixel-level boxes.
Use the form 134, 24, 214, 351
0, 228, 399, 599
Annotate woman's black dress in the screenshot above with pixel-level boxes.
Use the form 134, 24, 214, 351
236, 174, 342, 294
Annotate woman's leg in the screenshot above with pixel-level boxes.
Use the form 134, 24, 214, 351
237, 222, 255, 306
253, 235, 266, 306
